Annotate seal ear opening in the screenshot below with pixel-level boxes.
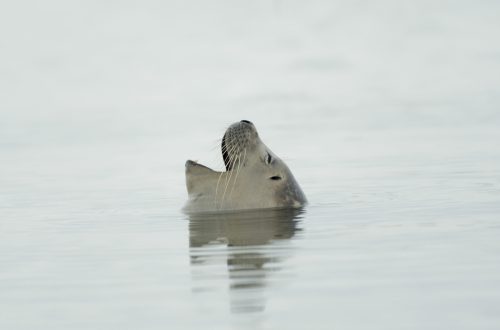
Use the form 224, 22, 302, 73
222, 134, 232, 171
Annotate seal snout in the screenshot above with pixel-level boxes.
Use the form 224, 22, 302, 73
221, 120, 258, 171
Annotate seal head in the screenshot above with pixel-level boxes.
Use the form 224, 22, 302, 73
184, 120, 307, 212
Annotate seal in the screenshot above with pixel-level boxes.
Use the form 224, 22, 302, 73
183, 120, 307, 212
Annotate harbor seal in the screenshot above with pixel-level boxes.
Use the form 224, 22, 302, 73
183, 120, 307, 212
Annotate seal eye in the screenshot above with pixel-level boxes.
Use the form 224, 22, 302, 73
270, 176, 282, 181
265, 153, 272, 164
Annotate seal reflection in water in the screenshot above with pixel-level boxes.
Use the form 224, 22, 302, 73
184, 120, 307, 212
189, 208, 304, 313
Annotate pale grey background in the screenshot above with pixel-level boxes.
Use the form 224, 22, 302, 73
1, 1, 500, 329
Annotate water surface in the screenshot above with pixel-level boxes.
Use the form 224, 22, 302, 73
1, 1, 500, 329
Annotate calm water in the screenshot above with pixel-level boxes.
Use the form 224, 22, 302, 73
2, 1, 500, 329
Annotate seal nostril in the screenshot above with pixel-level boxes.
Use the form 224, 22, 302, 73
270, 176, 282, 181
241, 120, 252, 124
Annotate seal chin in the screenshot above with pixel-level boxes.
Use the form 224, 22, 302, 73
221, 134, 232, 171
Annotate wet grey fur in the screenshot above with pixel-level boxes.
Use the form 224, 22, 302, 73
183, 120, 307, 213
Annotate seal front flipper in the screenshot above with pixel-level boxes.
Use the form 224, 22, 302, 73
185, 160, 215, 174
185, 160, 219, 195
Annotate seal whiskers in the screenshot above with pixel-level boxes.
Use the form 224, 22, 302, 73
228, 148, 246, 204
215, 135, 240, 209
220, 145, 242, 209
